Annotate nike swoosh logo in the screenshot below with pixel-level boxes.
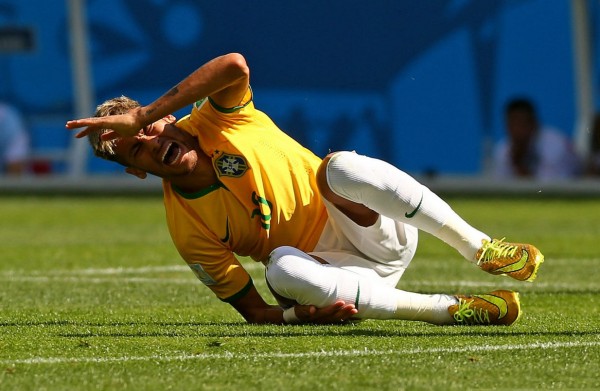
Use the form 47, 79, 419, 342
220, 217, 230, 243
404, 193, 423, 218
495, 250, 528, 274
475, 294, 508, 319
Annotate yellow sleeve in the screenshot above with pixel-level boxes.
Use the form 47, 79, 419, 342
164, 185, 253, 302
174, 229, 253, 302
186, 253, 253, 303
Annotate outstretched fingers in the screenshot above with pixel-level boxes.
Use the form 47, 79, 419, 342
66, 112, 141, 139
65, 118, 102, 139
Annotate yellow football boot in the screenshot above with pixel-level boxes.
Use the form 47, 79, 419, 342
477, 238, 544, 282
448, 290, 521, 326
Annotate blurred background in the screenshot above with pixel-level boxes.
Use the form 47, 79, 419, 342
1, 0, 599, 192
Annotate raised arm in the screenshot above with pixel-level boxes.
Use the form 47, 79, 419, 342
142, 52, 249, 122
66, 53, 250, 138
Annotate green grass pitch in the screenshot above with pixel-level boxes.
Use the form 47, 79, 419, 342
0, 195, 599, 390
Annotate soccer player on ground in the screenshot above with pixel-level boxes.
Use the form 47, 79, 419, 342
66, 53, 544, 326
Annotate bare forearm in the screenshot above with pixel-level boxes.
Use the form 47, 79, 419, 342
140, 53, 249, 125
242, 305, 286, 325
65, 53, 249, 138
230, 285, 286, 324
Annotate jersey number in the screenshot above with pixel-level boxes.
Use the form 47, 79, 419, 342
251, 192, 272, 230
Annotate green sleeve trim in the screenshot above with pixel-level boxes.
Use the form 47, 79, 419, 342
221, 278, 254, 303
193, 98, 207, 109
207, 86, 253, 113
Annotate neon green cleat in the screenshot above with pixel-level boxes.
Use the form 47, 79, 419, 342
448, 290, 521, 326
476, 238, 545, 282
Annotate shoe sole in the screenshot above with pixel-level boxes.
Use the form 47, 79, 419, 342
509, 291, 522, 325
522, 252, 545, 282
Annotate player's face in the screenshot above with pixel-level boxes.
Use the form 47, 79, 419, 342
113, 118, 201, 179
507, 111, 537, 143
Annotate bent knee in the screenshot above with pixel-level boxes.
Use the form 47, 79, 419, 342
266, 246, 304, 281
316, 151, 379, 226
266, 246, 316, 298
316, 151, 357, 202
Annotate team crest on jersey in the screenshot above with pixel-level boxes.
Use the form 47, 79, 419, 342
214, 153, 248, 178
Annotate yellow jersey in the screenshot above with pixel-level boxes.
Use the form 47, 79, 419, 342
163, 88, 328, 302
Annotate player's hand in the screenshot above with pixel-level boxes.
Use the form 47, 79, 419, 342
65, 109, 143, 139
293, 300, 358, 324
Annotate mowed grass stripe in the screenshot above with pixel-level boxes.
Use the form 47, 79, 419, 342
1, 197, 597, 389
1, 256, 595, 276
3, 275, 598, 291
1, 276, 195, 284
1, 259, 596, 291
3, 340, 599, 366
0, 263, 261, 275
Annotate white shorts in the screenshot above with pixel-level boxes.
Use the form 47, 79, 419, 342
310, 199, 418, 287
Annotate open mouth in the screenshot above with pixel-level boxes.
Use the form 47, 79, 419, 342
162, 142, 182, 165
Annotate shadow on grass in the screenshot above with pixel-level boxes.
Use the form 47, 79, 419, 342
37, 325, 600, 339
50, 329, 600, 340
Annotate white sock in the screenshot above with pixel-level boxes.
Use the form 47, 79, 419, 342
266, 246, 456, 325
326, 152, 490, 261
393, 291, 457, 325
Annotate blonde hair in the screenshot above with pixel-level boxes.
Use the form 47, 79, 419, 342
89, 96, 141, 161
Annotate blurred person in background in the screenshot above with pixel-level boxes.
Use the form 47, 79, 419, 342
493, 97, 581, 181
585, 113, 600, 176
0, 101, 30, 176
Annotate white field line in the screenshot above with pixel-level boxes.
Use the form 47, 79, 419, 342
1, 256, 595, 278
0, 263, 261, 284
0, 263, 594, 289
2, 256, 594, 278
1, 340, 599, 366
1, 263, 263, 276
0, 258, 600, 278
0, 276, 584, 290
2, 276, 196, 284
1, 278, 590, 290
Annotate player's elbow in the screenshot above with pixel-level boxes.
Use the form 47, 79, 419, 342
223, 53, 250, 83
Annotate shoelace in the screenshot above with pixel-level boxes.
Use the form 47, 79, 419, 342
452, 299, 490, 325
477, 237, 519, 265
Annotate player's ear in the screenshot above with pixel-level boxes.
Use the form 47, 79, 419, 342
125, 167, 147, 179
